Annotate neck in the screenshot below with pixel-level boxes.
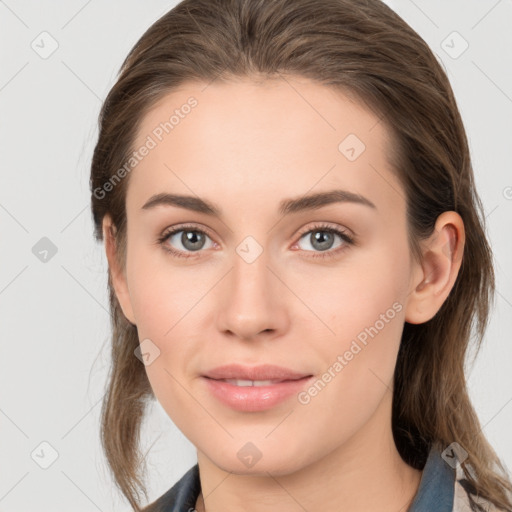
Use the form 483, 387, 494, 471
195, 392, 422, 512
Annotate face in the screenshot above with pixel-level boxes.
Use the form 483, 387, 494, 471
108, 76, 422, 475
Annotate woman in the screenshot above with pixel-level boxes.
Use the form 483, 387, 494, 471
89, 0, 512, 510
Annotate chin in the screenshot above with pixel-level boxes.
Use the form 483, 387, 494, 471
202, 441, 312, 477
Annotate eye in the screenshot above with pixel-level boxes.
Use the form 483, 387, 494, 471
157, 222, 355, 260
293, 223, 354, 259
157, 224, 216, 259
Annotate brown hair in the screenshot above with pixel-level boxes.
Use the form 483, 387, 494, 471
89, 0, 512, 510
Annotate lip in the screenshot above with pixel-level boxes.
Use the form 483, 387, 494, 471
202, 363, 312, 382
201, 364, 314, 412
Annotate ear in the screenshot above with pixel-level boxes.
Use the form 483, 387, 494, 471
404, 211, 465, 324
102, 215, 137, 325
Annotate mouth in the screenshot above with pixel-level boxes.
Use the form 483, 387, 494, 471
202, 363, 312, 382
201, 374, 314, 412
204, 377, 311, 387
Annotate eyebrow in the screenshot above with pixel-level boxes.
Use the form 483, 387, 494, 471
141, 189, 377, 216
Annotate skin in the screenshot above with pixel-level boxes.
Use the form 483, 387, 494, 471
103, 76, 465, 512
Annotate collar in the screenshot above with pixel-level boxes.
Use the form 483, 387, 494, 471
408, 446, 455, 511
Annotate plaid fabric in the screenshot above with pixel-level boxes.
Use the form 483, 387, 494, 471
453, 464, 499, 512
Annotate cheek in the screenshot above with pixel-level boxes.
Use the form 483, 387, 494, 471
294, 286, 405, 448
124, 246, 211, 423
126, 241, 205, 338
293, 241, 408, 412
143, 358, 205, 442
304, 271, 404, 396
292, 241, 409, 348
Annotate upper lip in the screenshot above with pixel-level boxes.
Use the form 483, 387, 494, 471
202, 364, 312, 382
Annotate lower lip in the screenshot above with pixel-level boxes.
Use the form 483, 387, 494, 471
202, 376, 313, 412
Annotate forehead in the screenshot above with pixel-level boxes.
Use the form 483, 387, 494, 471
128, 77, 403, 218
134, 77, 388, 151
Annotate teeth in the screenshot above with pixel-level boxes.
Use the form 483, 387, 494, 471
221, 379, 279, 387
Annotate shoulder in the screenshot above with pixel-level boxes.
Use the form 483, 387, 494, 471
141, 464, 201, 512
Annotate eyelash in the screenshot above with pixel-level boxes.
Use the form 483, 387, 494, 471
156, 222, 355, 260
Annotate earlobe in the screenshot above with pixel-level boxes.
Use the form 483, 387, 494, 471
102, 215, 137, 325
404, 211, 465, 325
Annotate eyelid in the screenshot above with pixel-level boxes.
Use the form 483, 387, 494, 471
159, 222, 216, 242
295, 221, 354, 241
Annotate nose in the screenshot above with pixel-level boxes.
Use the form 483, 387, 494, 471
215, 245, 290, 342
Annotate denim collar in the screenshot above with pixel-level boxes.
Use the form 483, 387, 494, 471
149, 445, 454, 511
408, 446, 455, 511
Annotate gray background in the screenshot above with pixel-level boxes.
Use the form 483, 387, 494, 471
0, 0, 511, 510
